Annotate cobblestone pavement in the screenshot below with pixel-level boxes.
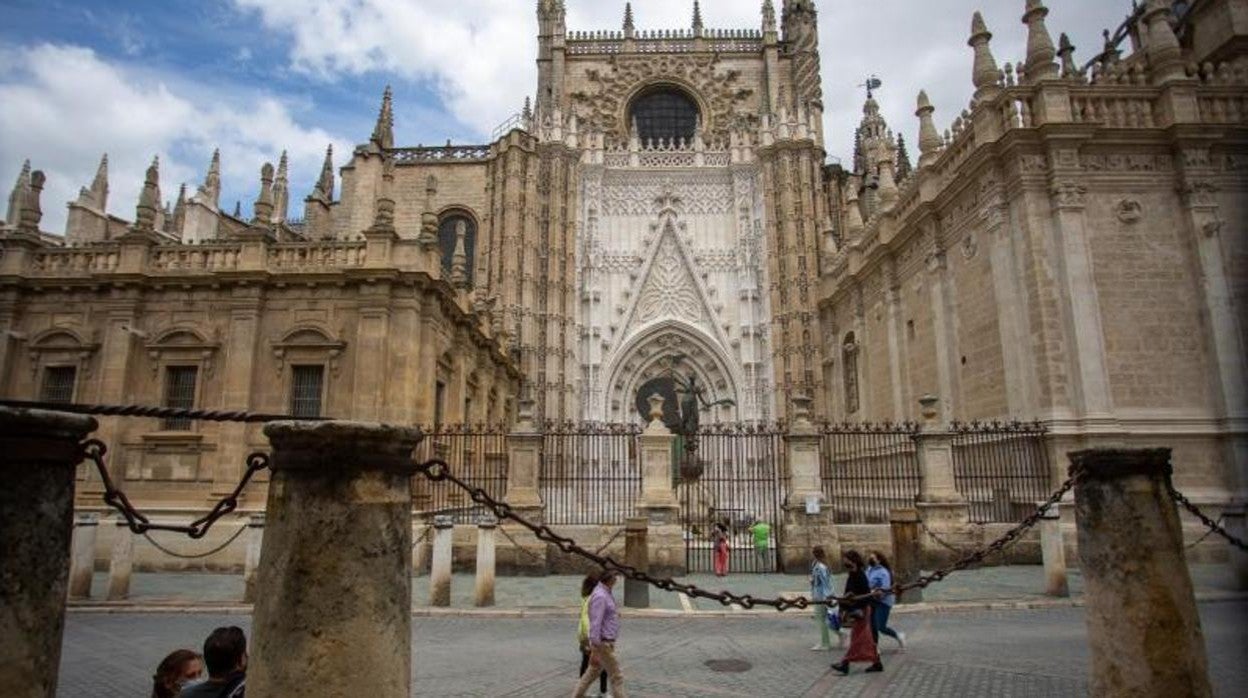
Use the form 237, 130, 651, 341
58, 601, 1246, 697
83, 563, 1240, 611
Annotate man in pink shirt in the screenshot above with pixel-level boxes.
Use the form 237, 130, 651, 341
573, 570, 627, 697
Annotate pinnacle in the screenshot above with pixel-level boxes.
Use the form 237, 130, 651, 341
623, 3, 635, 31
692, 1, 703, 30
916, 90, 933, 113
970, 11, 990, 40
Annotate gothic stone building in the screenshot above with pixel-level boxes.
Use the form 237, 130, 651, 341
1, 0, 1245, 522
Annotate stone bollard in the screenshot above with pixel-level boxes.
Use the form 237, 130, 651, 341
106, 520, 135, 601
888, 508, 923, 604
242, 513, 264, 604
474, 516, 497, 607
1039, 503, 1069, 597
248, 421, 421, 698
1071, 448, 1212, 697
0, 406, 97, 698
68, 512, 99, 599
624, 517, 650, 609
429, 515, 455, 607
1223, 505, 1247, 590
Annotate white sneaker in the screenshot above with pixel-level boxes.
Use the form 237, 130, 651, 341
896, 631, 906, 650
810, 644, 828, 651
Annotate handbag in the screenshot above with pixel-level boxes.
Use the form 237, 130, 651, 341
840, 608, 864, 629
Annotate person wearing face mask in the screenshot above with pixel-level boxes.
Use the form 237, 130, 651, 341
179, 626, 248, 698
830, 550, 883, 675
866, 550, 905, 649
151, 649, 203, 698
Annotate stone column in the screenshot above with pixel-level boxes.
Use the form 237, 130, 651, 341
248, 421, 421, 698
0, 406, 97, 698
1039, 503, 1068, 597
502, 399, 547, 573
637, 395, 679, 523
1071, 448, 1211, 697
429, 514, 454, 607
106, 520, 134, 601
68, 513, 99, 599
623, 517, 649, 609
474, 516, 497, 607
242, 513, 264, 604
1223, 505, 1247, 591
782, 396, 838, 573
914, 396, 969, 531
888, 507, 923, 604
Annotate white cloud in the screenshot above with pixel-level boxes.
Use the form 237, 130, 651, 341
234, 0, 1128, 160
0, 43, 352, 235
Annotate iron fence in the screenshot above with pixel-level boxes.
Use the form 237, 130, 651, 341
413, 424, 509, 524
540, 422, 643, 525
819, 422, 922, 524
682, 423, 787, 573
951, 420, 1052, 523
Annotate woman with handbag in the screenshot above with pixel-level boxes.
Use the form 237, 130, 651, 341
830, 550, 883, 675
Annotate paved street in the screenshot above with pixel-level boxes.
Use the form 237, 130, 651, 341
59, 600, 1246, 697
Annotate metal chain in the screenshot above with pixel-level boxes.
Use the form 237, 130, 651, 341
1168, 484, 1247, 551
81, 439, 269, 539
594, 527, 627, 556
412, 457, 1080, 610
412, 525, 432, 549
918, 517, 981, 558
1, 399, 322, 424
1185, 517, 1222, 550
142, 525, 248, 560
496, 524, 550, 564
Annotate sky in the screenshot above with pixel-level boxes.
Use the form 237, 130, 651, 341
0, 0, 1135, 235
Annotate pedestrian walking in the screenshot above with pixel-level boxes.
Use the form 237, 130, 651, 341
179, 626, 248, 697
711, 521, 730, 577
808, 546, 839, 651
830, 550, 883, 675
573, 570, 627, 698
151, 649, 202, 698
867, 550, 905, 649
747, 517, 771, 571
576, 573, 609, 697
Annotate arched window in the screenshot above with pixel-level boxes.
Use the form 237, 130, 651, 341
438, 212, 477, 287
842, 332, 860, 415
629, 87, 699, 144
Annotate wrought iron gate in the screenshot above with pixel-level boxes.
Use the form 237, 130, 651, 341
679, 424, 786, 574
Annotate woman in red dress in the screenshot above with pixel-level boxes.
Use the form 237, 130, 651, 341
830, 549, 883, 675
711, 521, 730, 576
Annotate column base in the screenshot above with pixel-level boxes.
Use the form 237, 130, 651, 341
780, 504, 838, 574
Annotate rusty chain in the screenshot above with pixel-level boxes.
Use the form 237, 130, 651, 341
413, 457, 1080, 610
143, 526, 249, 560
1167, 484, 1247, 551
81, 439, 269, 539
917, 517, 980, 558
1185, 517, 1222, 550
0, 398, 322, 423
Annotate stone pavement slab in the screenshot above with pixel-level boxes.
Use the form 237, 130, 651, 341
56, 601, 1247, 697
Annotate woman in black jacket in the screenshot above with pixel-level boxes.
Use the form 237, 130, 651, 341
831, 549, 883, 675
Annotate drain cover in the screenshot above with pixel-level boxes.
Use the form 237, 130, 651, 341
704, 659, 752, 673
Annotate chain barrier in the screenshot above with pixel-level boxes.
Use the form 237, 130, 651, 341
81, 440, 269, 539
496, 524, 550, 564
1185, 518, 1222, 550
413, 456, 1080, 610
1, 398, 322, 424
142, 526, 249, 560
917, 517, 981, 559
412, 525, 432, 549
594, 527, 627, 556
1168, 484, 1247, 551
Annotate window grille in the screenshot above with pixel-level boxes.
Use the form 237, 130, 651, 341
290, 365, 325, 418
40, 366, 77, 404
630, 89, 699, 144
162, 366, 198, 431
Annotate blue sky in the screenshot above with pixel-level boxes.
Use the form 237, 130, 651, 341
0, 0, 1132, 234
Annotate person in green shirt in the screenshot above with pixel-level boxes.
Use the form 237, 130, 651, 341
747, 518, 772, 571
576, 574, 608, 696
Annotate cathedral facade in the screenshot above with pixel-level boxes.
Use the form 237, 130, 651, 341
1, 0, 1245, 515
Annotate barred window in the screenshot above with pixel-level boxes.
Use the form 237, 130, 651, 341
290, 365, 325, 418
629, 88, 699, 144
40, 366, 77, 404
162, 366, 198, 431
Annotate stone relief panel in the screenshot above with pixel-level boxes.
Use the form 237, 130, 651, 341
635, 233, 703, 324
600, 170, 734, 216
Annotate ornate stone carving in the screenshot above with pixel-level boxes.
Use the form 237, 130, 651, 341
1050, 180, 1088, 209
1115, 199, 1143, 224
636, 233, 703, 324
1180, 180, 1219, 208
600, 171, 733, 216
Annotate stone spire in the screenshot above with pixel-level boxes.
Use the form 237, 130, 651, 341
369, 157, 397, 237
1143, 0, 1184, 84
692, 1, 704, 36
844, 178, 865, 237
969, 12, 1002, 102
134, 156, 161, 232
172, 183, 187, 234
1098, 29, 1121, 71
251, 162, 275, 225
272, 150, 289, 223
915, 90, 942, 169
17, 170, 45, 235
1022, 1, 1059, 83
76, 153, 109, 211
371, 85, 394, 151
6, 159, 31, 227
623, 2, 636, 38
450, 218, 470, 289
197, 149, 221, 208
895, 134, 913, 182
1057, 33, 1079, 79
312, 144, 335, 202
762, 0, 777, 35
233, 201, 242, 218
419, 174, 438, 247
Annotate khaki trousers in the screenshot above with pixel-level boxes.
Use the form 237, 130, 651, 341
574, 642, 625, 697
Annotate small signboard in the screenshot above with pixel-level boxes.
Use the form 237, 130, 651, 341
805, 495, 821, 515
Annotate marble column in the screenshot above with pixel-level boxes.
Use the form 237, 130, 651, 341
473, 516, 497, 607
429, 515, 454, 607
1039, 503, 1068, 597
106, 520, 134, 601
